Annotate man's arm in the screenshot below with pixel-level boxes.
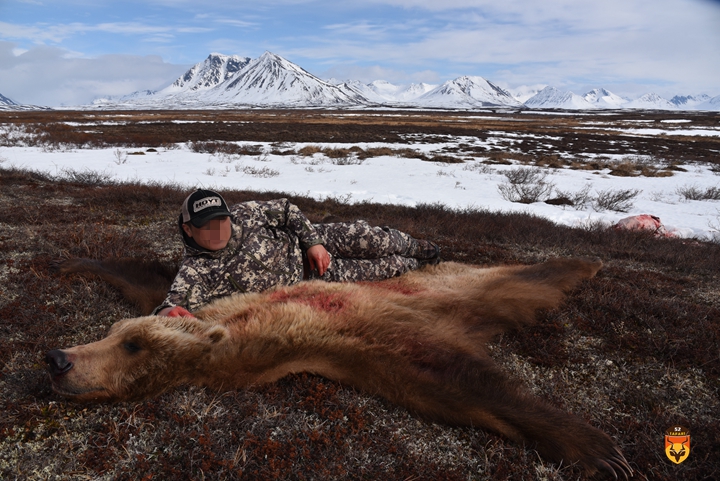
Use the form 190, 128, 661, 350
268, 199, 325, 249
276, 199, 330, 275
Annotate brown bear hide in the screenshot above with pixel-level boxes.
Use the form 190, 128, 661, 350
47, 258, 631, 479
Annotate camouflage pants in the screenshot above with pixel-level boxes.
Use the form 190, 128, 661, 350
309, 221, 420, 282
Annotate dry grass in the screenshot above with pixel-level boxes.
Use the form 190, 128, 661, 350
3, 109, 719, 168
1, 109, 719, 480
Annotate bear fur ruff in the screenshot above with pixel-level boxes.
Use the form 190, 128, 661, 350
47, 258, 632, 479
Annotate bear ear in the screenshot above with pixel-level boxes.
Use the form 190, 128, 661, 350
205, 325, 228, 344
155, 317, 228, 346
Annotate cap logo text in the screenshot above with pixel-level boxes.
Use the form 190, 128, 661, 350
193, 197, 222, 213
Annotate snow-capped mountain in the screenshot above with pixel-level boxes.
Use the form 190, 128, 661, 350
414, 76, 522, 108
116, 51, 368, 107
52, 50, 720, 111
583, 88, 626, 109
525, 88, 720, 111
697, 95, 720, 111
624, 93, 677, 110
1, 93, 17, 106
0, 93, 18, 111
208, 52, 367, 106
670, 94, 711, 109
524, 87, 595, 109
164, 53, 251, 93
93, 54, 251, 105
0, 92, 48, 111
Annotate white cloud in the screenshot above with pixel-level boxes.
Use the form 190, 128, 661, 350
0, 43, 187, 106
0, 20, 214, 43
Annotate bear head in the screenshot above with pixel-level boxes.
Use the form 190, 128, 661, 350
46, 315, 228, 402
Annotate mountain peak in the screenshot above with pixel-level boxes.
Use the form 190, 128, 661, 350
585, 87, 611, 98
670, 94, 711, 107
168, 53, 251, 93
416, 76, 521, 107
583, 88, 626, 108
204, 52, 367, 106
0, 93, 18, 106
259, 50, 280, 59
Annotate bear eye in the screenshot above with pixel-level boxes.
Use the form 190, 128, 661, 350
123, 341, 142, 354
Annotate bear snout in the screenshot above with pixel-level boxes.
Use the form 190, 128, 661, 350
46, 349, 73, 377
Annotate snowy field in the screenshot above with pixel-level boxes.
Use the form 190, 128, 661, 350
1, 113, 720, 240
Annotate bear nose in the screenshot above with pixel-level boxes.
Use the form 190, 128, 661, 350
45, 349, 73, 376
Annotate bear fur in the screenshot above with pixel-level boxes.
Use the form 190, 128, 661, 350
47, 258, 631, 479
51, 257, 177, 315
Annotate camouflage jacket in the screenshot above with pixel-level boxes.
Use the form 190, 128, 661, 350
155, 199, 323, 313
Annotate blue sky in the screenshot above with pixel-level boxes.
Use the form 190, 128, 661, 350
1, 0, 720, 106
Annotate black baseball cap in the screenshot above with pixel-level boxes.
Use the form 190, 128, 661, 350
181, 189, 231, 227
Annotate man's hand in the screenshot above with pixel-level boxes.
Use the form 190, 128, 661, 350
306, 244, 331, 276
158, 306, 196, 318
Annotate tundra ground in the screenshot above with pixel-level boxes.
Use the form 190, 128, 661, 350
0, 109, 719, 480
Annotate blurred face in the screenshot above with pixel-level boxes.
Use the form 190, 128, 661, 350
183, 216, 231, 251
